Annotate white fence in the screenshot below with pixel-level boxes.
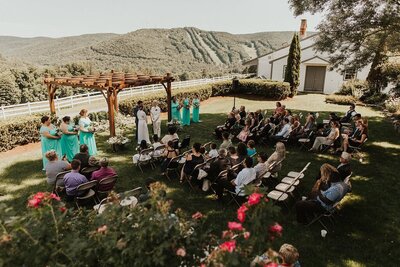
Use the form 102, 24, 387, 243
0, 74, 244, 119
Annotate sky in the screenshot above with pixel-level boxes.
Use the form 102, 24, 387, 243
0, 0, 323, 38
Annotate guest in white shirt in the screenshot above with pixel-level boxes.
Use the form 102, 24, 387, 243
150, 100, 161, 138
208, 143, 219, 158
161, 126, 179, 145
271, 118, 291, 142
254, 152, 268, 178
214, 156, 256, 200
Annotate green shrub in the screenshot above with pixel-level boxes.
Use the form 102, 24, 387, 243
0, 115, 42, 152
119, 80, 289, 115
385, 97, 400, 113
337, 80, 369, 97
362, 92, 388, 104
325, 94, 357, 105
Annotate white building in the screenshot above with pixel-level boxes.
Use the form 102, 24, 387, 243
243, 22, 371, 94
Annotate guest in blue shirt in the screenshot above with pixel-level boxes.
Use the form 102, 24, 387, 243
271, 118, 291, 142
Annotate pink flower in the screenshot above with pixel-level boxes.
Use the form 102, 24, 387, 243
248, 193, 263, 206
237, 205, 248, 222
264, 198, 269, 202
28, 197, 41, 208
49, 193, 61, 201
222, 230, 233, 239
33, 192, 46, 200
97, 225, 108, 234
192, 211, 203, 220
269, 223, 283, 236
59, 206, 67, 213
243, 231, 250, 239
176, 248, 186, 257
228, 222, 243, 231
264, 263, 279, 267
219, 240, 236, 253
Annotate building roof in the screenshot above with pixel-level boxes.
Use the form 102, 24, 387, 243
242, 33, 320, 65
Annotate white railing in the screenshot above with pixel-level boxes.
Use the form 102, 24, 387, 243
0, 74, 244, 119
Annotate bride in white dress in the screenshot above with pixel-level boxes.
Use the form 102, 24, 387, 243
137, 106, 150, 144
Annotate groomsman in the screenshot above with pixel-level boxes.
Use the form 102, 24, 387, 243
150, 100, 161, 138
133, 100, 143, 137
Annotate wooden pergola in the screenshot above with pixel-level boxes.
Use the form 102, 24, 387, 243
43, 71, 174, 137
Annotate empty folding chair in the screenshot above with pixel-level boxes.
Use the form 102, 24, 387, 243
348, 138, 368, 159
96, 175, 118, 201
307, 201, 341, 231
165, 155, 182, 181
298, 131, 314, 150
75, 180, 98, 207
179, 135, 191, 151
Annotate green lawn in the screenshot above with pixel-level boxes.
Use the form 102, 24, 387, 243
1, 108, 399, 266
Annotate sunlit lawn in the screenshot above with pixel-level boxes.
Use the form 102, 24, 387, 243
0, 106, 399, 266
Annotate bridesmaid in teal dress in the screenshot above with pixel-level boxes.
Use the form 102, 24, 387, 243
40, 115, 62, 170
60, 116, 79, 162
171, 96, 181, 122
181, 95, 191, 126
78, 109, 97, 156
192, 94, 200, 123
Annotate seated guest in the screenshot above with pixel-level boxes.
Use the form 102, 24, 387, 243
45, 150, 71, 186
208, 143, 219, 158
247, 140, 257, 156
255, 109, 264, 122
289, 115, 302, 140
133, 140, 151, 164
247, 112, 257, 131
220, 132, 233, 149
160, 140, 179, 174
180, 143, 204, 182
309, 120, 340, 152
310, 163, 340, 199
227, 146, 240, 166
236, 142, 248, 164
151, 134, 164, 157
233, 109, 241, 122
266, 142, 286, 177
296, 114, 316, 139
91, 157, 117, 191
251, 243, 300, 267
207, 148, 231, 182
284, 109, 293, 122
274, 101, 284, 116
214, 156, 256, 200
271, 118, 291, 142
295, 171, 350, 224
73, 144, 90, 169
215, 112, 236, 139
340, 103, 357, 123
63, 159, 88, 200
237, 119, 251, 142
254, 152, 268, 178
255, 118, 274, 143
337, 152, 352, 180
342, 121, 368, 152
161, 126, 179, 144
239, 106, 247, 121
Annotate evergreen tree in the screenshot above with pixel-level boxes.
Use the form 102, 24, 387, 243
289, 0, 400, 91
284, 33, 301, 97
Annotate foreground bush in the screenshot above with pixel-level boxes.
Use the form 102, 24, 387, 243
0, 184, 283, 266
119, 79, 290, 115
325, 94, 357, 105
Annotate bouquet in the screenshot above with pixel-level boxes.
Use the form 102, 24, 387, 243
87, 126, 96, 133
54, 129, 63, 136
193, 102, 200, 108
106, 135, 131, 145
177, 105, 182, 110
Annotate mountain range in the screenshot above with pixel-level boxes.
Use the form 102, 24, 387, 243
0, 27, 299, 76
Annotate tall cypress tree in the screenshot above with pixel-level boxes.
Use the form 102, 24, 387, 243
284, 33, 301, 97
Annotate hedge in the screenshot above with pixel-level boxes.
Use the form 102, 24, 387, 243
119, 79, 290, 115
0, 111, 110, 152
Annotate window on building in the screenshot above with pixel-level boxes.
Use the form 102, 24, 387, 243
343, 68, 357, 80
282, 65, 287, 79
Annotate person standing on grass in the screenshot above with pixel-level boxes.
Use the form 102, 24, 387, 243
171, 96, 181, 122
182, 94, 191, 126
79, 109, 97, 156
192, 94, 201, 123
40, 115, 62, 170
133, 100, 143, 138
60, 116, 79, 162
137, 105, 150, 144
150, 100, 161, 138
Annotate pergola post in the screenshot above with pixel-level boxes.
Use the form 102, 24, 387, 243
107, 89, 116, 137
113, 89, 119, 113
166, 73, 172, 122
47, 84, 56, 115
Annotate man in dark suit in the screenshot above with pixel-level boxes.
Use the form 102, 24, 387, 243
132, 100, 143, 138
340, 103, 357, 123
337, 152, 352, 180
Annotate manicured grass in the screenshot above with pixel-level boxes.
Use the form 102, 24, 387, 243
1, 108, 399, 267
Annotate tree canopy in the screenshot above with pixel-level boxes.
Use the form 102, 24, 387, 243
289, 0, 400, 89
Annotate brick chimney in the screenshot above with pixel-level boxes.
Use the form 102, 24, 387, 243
300, 19, 307, 38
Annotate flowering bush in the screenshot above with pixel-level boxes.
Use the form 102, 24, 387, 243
385, 96, 400, 113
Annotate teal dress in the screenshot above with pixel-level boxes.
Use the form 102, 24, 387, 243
60, 124, 79, 161
171, 101, 181, 122
79, 117, 97, 156
182, 98, 190, 126
192, 98, 200, 123
40, 124, 62, 170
